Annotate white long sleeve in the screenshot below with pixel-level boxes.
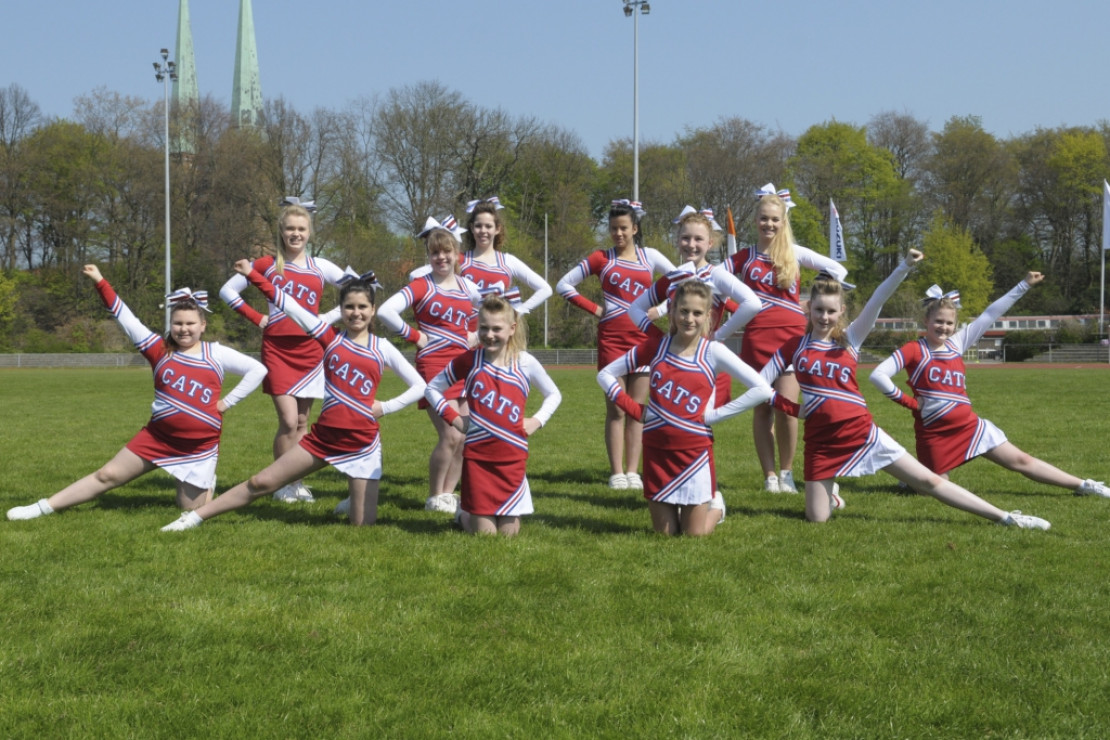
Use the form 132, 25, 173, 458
503, 253, 553, 315
519, 352, 561, 426
377, 341, 427, 415
210, 343, 267, 409
703, 343, 774, 425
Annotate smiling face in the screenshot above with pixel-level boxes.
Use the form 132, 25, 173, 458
341, 288, 375, 335
925, 305, 958, 346
425, 230, 459, 278
671, 292, 711, 341
478, 306, 517, 357
469, 211, 501, 252
281, 214, 311, 256
756, 201, 784, 248
808, 293, 845, 339
169, 307, 206, 350
677, 221, 713, 267
609, 214, 638, 251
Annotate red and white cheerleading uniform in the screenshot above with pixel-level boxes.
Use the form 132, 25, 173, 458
725, 245, 847, 368
220, 254, 345, 398
246, 269, 425, 479
628, 262, 762, 401
425, 350, 561, 517
94, 279, 266, 489
870, 279, 1033, 475
459, 250, 552, 315
762, 260, 914, 481
377, 274, 481, 407
555, 246, 675, 368
598, 335, 772, 506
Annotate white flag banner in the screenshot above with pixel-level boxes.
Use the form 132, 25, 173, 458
829, 198, 847, 262
1102, 180, 1110, 252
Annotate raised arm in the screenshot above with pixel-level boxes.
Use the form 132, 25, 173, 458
955, 272, 1041, 352
83, 264, 159, 350
845, 249, 922, 349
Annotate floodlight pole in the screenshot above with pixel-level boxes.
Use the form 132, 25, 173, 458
154, 48, 177, 333
623, 0, 651, 202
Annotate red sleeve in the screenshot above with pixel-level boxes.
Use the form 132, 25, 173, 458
564, 252, 608, 316
770, 391, 801, 417
233, 302, 266, 326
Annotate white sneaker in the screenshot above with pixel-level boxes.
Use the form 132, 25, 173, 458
293, 483, 315, 503
828, 483, 845, 510
609, 474, 629, 490
272, 483, 299, 503
1000, 510, 1051, 530
1076, 479, 1109, 498
7, 498, 54, 521
778, 470, 798, 494
763, 475, 779, 493
425, 492, 460, 514
161, 511, 203, 532
333, 498, 351, 515
709, 490, 726, 522
625, 472, 643, 490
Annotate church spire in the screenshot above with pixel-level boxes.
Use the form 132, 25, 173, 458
172, 0, 198, 154
231, 0, 263, 128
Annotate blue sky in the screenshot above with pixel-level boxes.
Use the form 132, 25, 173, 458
4, 0, 1108, 159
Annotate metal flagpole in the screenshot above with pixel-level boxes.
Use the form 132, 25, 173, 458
544, 213, 549, 347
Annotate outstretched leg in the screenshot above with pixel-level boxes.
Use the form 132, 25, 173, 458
981, 442, 1082, 490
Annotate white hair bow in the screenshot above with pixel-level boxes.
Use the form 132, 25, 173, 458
754, 183, 795, 210
672, 205, 722, 231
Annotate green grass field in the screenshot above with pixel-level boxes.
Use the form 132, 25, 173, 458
2, 365, 1108, 738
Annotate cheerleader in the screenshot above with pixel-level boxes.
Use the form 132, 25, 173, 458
376, 218, 482, 514
598, 279, 774, 536
424, 294, 562, 536
763, 249, 1050, 529
162, 261, 425, 530
7, 265, 266, 520
870, 272, 1107, 497
628, 207, 762, 436
555, 199, 675, 490
219, 200, 346, 504
460, 196, 552, 315
725, 186, 849, 494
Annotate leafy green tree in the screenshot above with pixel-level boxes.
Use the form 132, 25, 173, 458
911, 215, 994, 316
789, 120, 906, 288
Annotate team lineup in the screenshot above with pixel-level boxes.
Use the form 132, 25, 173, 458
7, 192, 1107, 535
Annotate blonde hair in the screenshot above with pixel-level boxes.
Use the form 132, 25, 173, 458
675, 212, 722, 250
806, 276, 849, 347
275, 205, 314, 274
757, 195, 800, 289
424, 229, 461, 274
923, 296, 959, 322
479, 294, 527, 362
668, 280, 713, 338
